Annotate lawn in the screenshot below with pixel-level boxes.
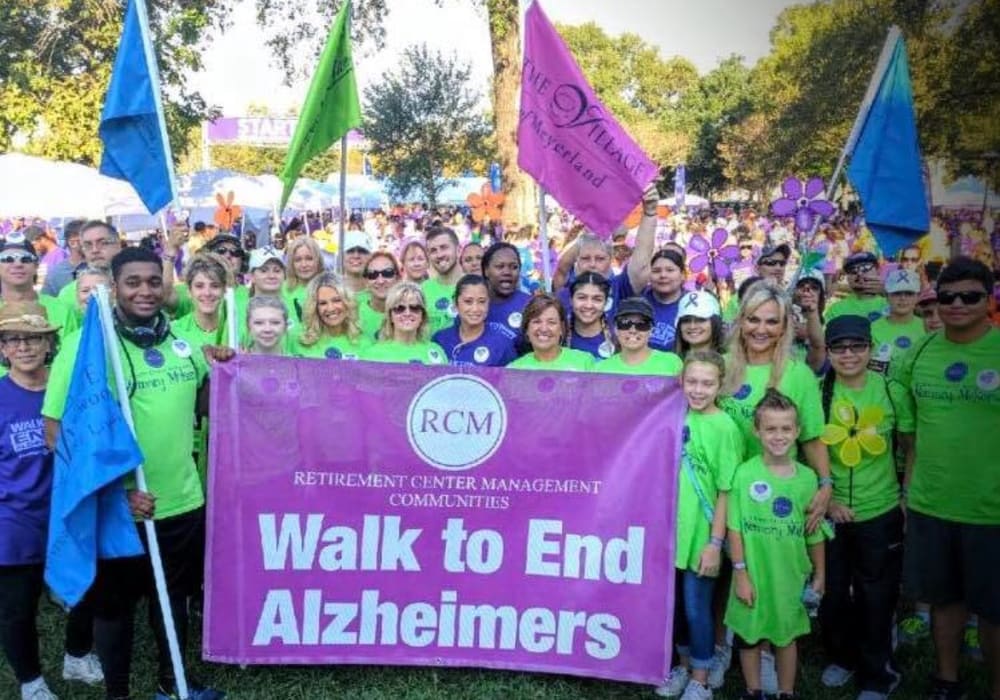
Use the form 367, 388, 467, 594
2, 597, 990, 699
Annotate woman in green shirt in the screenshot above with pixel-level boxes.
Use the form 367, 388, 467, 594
292, 273, 369, 360
172, 253, 233, 347
597, 297, 682, 376
355, 252, 400, 340
509, 294, 594, 372
282, 236, 325, 322
364, 281, 446, 365
816, 315, 910, 698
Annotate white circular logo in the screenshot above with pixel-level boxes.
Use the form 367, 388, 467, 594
171, 338, 192, 358
749, 480, 772, 502
604, 297, 614, 312
598, 340, 614, 358
874, 343, 892, 362
977, 369, 1000, 392
473, 346, 490, 364
507, 311, 522, 328
407, 375, 507, 471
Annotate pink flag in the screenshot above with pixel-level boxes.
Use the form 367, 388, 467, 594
517, 1, 658, 238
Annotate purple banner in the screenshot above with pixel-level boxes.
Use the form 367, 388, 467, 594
205, 117, 365, 147
204, 357, 684, 684
517, 1, 658, 237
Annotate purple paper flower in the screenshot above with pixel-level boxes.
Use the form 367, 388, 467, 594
687, 227, 740, 279
771, 176, 835, 232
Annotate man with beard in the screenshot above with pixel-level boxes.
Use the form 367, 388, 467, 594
422, 225, 464, 334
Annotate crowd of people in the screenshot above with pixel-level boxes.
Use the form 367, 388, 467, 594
1, 186, 998, 700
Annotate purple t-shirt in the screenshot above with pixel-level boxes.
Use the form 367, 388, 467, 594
432, 323, 519, 367
570, 329, 616, 360
642, 289, 680, 352
486, 290, 532, 334
0, 377, 52, 565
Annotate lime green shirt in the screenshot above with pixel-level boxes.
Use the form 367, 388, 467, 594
290, 332, 371, 360
822, 371, 911, 521
509, 348, 594, 372
421, 278, 457, 334
870, 316, 925, 375
724, 456, 825, 646
676, 410, 744, 571
597, 350, 683, 376
56, 279, 77, 309
42, 325, 209, 519
363, 340, 447, 365
825, 294, 888, 323
354, 291, 385, 341
893, 328, 1000, 524
280, 282, 309, 323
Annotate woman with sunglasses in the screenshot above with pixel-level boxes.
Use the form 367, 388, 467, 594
356, 252, 400, 340
282, 236, 326, 321
482, 243, 532, 337
364, 281, 446, 365
643, 248, 687, 352
292, 273, 369, 360
675, 290, 726, 358
509, 294, 594, 371
432, 274, 517, 367
567, 272, 616, 360
597, 297, 682, 376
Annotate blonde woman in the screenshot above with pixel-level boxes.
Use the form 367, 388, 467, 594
244, 295, 289, 356
355, 252, 400, 339
291, 273, 370, 360
281, 236, 325, 320
363, 281, 445, 364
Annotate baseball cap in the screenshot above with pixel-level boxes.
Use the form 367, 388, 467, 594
343, 230, 372, 252
757, 243, 790, 263
844, 251, 878, 272
884, 268, 920, 294
0, 233, 37, 258
676, 290, 721, 321
795, 269, 826, 291
614, 296, 655, 322
248, 246, 284, 272
825, 315, 871, 345
206, 234, 243, 254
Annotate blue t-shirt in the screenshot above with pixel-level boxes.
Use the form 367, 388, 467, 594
642, 289, 680, 352
570, 329, 616, 360
486, 291, 532, 335
432, 323, 519, 367
0, 377, 52, 565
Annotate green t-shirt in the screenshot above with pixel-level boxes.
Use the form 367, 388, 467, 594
509, 348, 595, 372
821, 371, 911, 522
290, 331, 371, 360
724, 455, 825, 646
721, 360, 824, 458
354, 291, 385, 341
870, 316, 925, 375
722, 295, 740, 323
893, 328, 1000, 524
171, 313, 228, 348
280, 282, 309, 324
825, 294, 888, 323
596, 350, 683, 376
42, 325, 209, 520
170, 320, 217, 489
421, 278, 457, 335
363, 340, 447, 365
56, 279, 77, 308
676, 410, 744, 571
169, 283, 194, 319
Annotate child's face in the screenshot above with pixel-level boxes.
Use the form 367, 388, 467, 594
754, 408, 800, 459
682, 362, 721, 412
248, 307, 287, 351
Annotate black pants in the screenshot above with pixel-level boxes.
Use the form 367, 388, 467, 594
819, 507, 903, 693
0, 564, 95, 683
91, 508, 206, 698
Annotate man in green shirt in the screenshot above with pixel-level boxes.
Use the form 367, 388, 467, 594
826, 252, 888, 322
422, 226, 464, 334
895, 256, 1000, 700
43, 246, 227, 700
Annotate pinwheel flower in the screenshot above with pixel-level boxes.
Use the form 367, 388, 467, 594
686, 227, 740, 279
820, 400, 886, 467
771, 176, 835, 232
467, 183, 505, 224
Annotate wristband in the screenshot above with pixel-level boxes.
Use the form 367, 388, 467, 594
709, 536, 725, 548
732, 561, 747, 571
818, 476, 834, 488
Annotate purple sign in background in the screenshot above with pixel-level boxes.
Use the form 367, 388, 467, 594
205, 117, 365, 147
204, 357, 684, 684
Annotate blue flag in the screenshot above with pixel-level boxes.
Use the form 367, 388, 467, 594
45, 300, 144, 607
98, 0, 175, 214
846, 34, 929, 258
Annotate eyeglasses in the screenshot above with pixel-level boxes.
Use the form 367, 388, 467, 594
847, 263, 877, 275
0, 335, 46, 348
391, 304, 424, 315
0, 253, 37, 264
758, 258, 787, 268
81, 238, 117, 251
215, 247, 242, 257
615, 318, 653, 332
827, 342, 870, 355
365, 268, 397, 280
740, 245, 754, 251
937, 290, 987, 306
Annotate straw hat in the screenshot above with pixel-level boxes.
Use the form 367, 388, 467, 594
0, 301, 60, 334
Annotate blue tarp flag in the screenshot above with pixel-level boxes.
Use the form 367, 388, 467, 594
45, 300, 144, 607
98, 0, 174, 214
847, 35, 929, 258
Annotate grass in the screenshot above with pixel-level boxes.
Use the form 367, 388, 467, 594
2, 597, 991, 699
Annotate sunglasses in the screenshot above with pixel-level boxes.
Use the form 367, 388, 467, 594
365, 268, 397, 280
847, 263, 877, 275
740, 245, 754, 251
0, 253, 37, 264
827, 342, 870, 355
901, 257, 920, 263
615, 318, 653, 332
937, 290, 987, 306
758, 258, 787, 268
215, 246, 242, 257
391, 304, 424, 315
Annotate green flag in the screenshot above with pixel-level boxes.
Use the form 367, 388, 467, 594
279, 0, 361, 209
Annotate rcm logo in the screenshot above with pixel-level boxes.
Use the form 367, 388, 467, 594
406, 375, 507, 471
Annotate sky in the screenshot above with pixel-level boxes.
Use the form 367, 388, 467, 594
189, 0, 799, 116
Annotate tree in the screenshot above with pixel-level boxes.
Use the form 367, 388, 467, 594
362, 45, 491, 207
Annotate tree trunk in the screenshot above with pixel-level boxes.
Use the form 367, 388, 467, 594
487, 0, 533, 231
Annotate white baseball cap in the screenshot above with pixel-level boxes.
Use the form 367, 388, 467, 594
248, 246, 284, 272
885, 268, 920, 294
343, 230, 372, 252
676, 290, 722, 322
795, 269, 826, 291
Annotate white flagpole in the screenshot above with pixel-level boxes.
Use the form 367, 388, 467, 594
95, 286, 190, 700
338, 136, 348, 275
225, 287, 238, 351
538, 188, 552, 292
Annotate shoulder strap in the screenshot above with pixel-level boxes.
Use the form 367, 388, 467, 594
681, 448, 715, 523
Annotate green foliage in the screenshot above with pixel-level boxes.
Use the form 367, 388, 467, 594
362, 44, 492, 206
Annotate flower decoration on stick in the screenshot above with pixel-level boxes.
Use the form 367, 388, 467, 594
771, 176, 836, 232
213, 191, 242, 232
686, 227, 740, 280
467, 183, 505, 224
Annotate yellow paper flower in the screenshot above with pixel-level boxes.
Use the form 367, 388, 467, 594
820, 399, 887, 467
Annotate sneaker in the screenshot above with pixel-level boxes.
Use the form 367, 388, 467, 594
897, 613, 930, 644
962, 625, 982, 661
738, 692, 767, 700
679, 680, 712, 700
821, 664, 855, 688
20, 677, 58, 700
654, 666, 691, 698
707, 644, 732, 689
153, 685, 226, 700
760, 651, 778, 695
62, 652, 104, 685
926, 677, 966, 700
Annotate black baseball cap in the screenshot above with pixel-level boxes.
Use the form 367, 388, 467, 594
844, 251, 878, 272
825, 315, 871, 345
614, 296, 655, 322
757, 243, 790, 263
